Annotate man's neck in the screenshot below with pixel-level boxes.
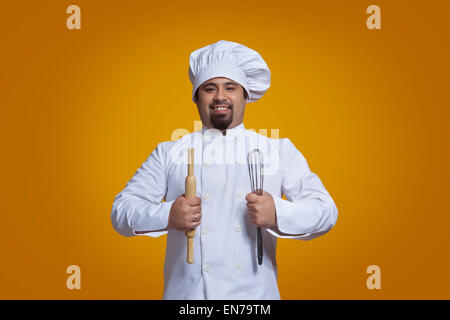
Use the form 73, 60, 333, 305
205, 122, 242, 136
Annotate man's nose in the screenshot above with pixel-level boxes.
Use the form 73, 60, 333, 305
213, 87, 226, 102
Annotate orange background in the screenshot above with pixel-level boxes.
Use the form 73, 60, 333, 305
1, 0, 449, 299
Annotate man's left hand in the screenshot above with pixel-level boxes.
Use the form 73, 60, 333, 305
246, 191, 277, 228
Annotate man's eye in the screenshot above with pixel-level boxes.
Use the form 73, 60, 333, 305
226, 87, 236, 91
205, 88, 215, 92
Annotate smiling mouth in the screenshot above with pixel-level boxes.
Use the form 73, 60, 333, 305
211, 105, 232, 110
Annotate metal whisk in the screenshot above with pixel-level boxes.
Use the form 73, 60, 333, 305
247, 149, 264, 265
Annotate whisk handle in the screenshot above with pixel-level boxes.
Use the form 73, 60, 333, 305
257, 227, 263, 265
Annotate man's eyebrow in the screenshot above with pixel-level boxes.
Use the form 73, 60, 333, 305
202, 82, 238, 87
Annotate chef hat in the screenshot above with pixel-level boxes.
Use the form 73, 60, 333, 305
188, 40, 271, 103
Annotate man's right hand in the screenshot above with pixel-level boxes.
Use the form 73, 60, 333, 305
167, 195, 202, 231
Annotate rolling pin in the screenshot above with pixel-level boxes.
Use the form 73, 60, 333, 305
185, 148, 196, 264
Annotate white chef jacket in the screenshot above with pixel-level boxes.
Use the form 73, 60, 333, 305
111, 123, 338, 300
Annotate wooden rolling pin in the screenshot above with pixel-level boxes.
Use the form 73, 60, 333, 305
185, 148, 196, 264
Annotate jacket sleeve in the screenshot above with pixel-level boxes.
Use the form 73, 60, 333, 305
111, 142, 173, 238
267, 138, 338, 241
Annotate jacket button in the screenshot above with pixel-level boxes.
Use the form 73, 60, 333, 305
202, 227, 210, 235
203, 264, 211, 272
236, 191, 244, 198
202, 193, 210, 201
235, 262, 241, 270
234, 225, 241, 232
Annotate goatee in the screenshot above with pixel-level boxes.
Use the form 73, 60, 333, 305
210, 102, 233, 131
210, 113, 233, 131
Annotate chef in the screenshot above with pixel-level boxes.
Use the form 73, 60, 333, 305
111, 40, 338, 299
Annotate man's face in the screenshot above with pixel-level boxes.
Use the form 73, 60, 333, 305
196, 77, 247, 132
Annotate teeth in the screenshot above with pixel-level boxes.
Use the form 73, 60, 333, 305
215, 107, 228, 110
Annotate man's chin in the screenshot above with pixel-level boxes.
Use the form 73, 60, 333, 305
211, 115, 232, 131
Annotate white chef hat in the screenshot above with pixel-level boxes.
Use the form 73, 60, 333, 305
188, 40, 271, 103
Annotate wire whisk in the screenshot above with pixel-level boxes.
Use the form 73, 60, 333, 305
247, 149, 264, 265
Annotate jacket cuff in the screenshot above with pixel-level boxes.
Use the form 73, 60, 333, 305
132, 200, 174, 238
268, 196, 312, 239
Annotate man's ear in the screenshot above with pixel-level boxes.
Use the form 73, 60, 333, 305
194, 88, 199, 102
241, 86, 249, 101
